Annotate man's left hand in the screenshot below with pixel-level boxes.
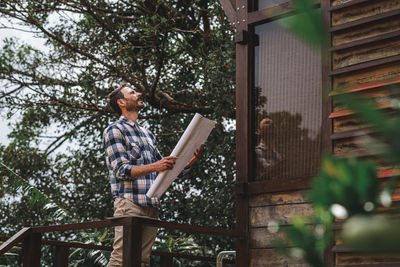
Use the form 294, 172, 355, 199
185, 144, 204, 169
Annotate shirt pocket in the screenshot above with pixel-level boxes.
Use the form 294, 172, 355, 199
128, 143, 144, 165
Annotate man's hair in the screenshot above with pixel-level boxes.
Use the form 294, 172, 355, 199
107, 83, 130, 116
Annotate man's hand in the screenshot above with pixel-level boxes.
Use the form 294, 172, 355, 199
185, 144, 204, 169
154, 156, 178, 172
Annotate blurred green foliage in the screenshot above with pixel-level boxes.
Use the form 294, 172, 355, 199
308, 155, 379, 216
274, 0, 400, 266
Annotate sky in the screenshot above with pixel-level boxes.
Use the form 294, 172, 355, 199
0, 17, 47, 146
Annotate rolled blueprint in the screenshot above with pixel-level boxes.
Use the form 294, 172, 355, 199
146, 113, 216, 198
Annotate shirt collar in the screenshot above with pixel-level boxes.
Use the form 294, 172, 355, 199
120, 116, 139, 128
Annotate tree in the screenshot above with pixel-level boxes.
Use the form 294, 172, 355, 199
0, 0, 236, 265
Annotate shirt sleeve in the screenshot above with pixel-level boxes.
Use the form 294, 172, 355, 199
103, 127, 133, 181
149, 132, 163, 161
177, 166, 190, 179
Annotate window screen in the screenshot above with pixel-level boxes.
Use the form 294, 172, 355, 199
253, 18, 322, 181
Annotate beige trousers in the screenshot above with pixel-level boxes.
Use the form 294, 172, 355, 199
108, 198, 158, 267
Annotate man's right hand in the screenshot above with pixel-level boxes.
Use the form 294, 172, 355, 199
153, 156, 178, 172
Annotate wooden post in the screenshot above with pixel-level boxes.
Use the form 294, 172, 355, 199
235, 0, 251, 265
123, 218, 142, 267
22, 233, 41, 267
160, 254, 173, 267
54, 246, 69, 267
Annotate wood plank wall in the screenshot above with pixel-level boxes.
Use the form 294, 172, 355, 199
249, 191, 311, 266
329, 0, 400, 266
248, 0, 400, 266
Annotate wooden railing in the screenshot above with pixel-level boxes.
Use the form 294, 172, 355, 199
0, 216, 238, 267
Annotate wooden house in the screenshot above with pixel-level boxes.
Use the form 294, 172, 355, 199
219, 0, 400, 266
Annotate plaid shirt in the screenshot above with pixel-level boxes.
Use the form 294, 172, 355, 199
103, 116, 163, 208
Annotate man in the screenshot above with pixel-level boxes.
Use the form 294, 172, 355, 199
103, 83, 202, 267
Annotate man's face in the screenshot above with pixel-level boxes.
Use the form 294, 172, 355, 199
120, 86, 144, 112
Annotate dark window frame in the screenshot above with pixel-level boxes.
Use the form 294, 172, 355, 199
236, 0, 332, 196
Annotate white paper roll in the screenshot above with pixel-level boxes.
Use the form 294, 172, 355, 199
146, 113, 216, 198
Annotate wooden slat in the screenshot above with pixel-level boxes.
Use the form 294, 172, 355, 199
329, 77, 400, 96
0, 227, 31, 257
329, 0, 370, 11
330, 127, 373, 140
332, 62, 400, 89
250, 248, 308, 266
328, 102, 392, 119
250, 227, 285, 248
247, 0, 320, 25
378, 169, 400, 178
333, 17, 400, 47
336, 252, 400, 265
333, 116, 367, 133
249, 190, 307, 207
329, 54, 400, 76
335, 149, 377, 158
247, 176, 312, 195
330, 30, 400, 52
250, 203, 313, 227
332, 38, 400, 70
332, 0, 400, 26
331, 9, 400, 33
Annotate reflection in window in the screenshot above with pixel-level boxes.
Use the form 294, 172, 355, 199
253, 18, 322, 181
258, 0, 289, 10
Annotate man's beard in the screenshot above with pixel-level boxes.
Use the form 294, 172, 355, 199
126, 99, 144, 112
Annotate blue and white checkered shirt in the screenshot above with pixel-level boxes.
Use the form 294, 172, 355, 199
103, 116, 163, 208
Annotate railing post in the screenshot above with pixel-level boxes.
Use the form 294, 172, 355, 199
55, 245, 69, 267
123, 218, 142, 267
22, 232, 41, 267
160, 254, 173, 267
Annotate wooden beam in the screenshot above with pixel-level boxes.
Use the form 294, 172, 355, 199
219, 0, 237, 25
54, 246, 69, 267
23, 233, 41, 267
32, 217, 131, 233
248, 1, 292, 24
160, 254, 173, 267
247, 0, 320, 25
0, 227, 31, 257
235, 0, 250, 266
0, 235, 224, 263
123, 219, 142, 267
247, 177, 312, 195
